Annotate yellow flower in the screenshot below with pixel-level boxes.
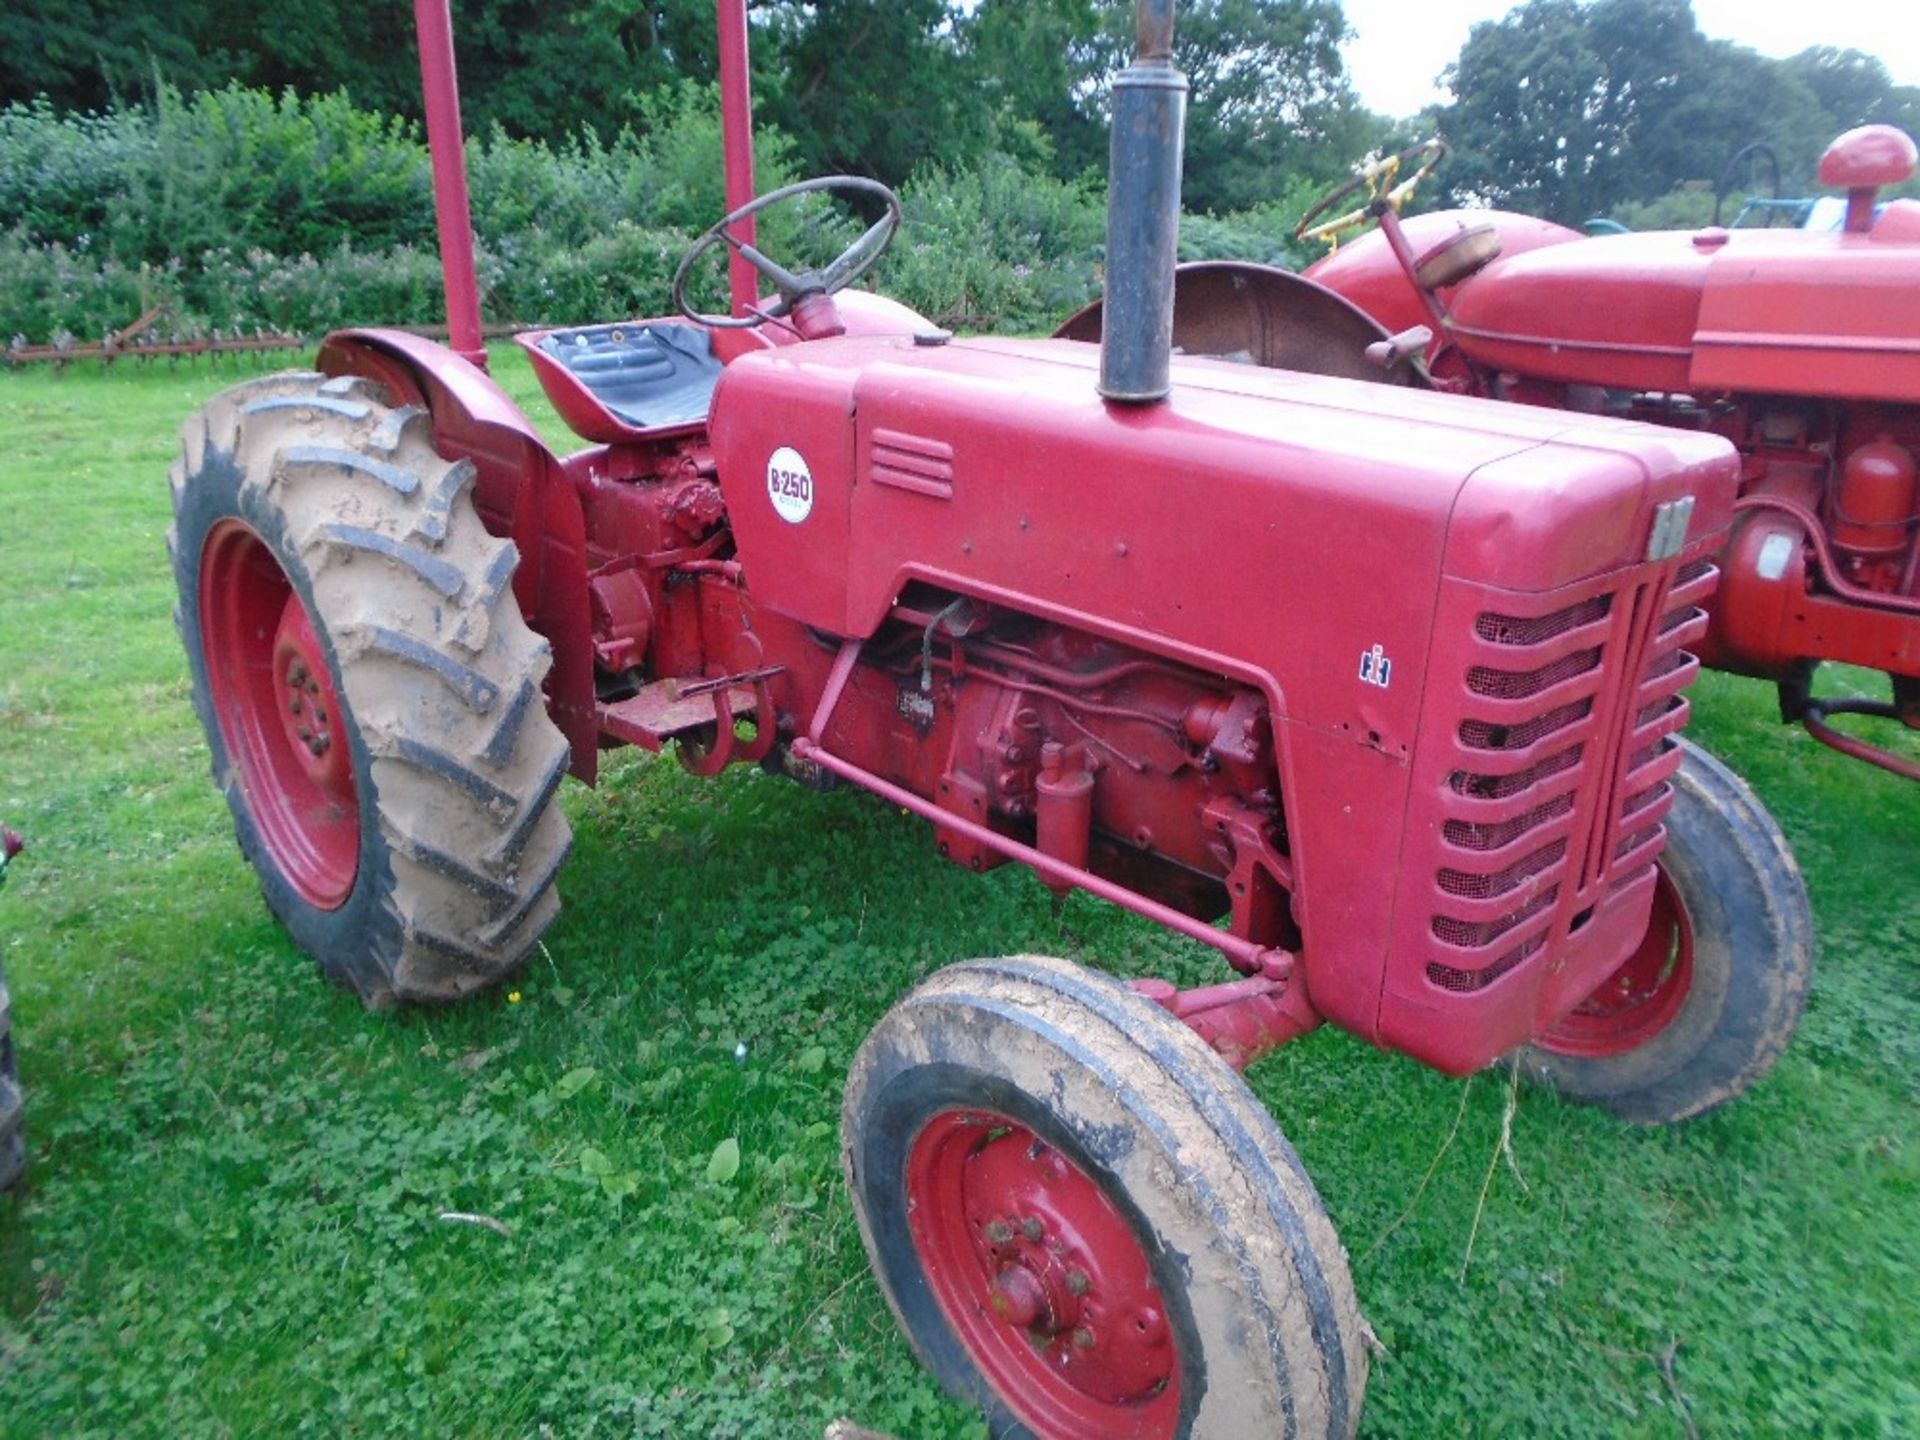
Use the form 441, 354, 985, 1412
507, 990, 522, 1005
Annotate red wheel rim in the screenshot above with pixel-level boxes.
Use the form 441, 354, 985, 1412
199, 520, 358, 909
905, 1110, 1181, 1439
1539, 868, 1693, 1057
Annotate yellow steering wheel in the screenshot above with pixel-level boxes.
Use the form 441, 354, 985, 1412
1294, 139, 1447, 250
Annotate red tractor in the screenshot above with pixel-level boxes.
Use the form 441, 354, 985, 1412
165, 4, 1810, 1435
1278, 128, 1920, 784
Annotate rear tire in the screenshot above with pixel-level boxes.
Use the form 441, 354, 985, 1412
168, 372, 573, 1005
844, 954, 1366, 1439
0, 961, 22, 1192
1522, 740, 1812, 1124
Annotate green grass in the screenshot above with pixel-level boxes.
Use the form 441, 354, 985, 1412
1, 349, 1915, 1439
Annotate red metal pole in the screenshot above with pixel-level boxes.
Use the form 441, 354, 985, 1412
414, 0, 488, 371
715, 0, 760, 318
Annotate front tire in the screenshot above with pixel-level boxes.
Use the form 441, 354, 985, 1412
168, 372, 573, 1005
844, 954, 1366, 1439
1523, 740, 1812, 1124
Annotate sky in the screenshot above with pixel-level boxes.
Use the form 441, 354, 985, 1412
1339, 0, 1920, 117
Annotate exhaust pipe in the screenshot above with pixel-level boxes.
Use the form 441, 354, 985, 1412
1099, 0, 1187, 404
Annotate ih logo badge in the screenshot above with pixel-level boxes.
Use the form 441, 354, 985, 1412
1358, 643, 1392, 689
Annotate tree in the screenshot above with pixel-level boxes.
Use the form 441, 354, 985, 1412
961, 0, 1107, 177
0, 0, 718, 140
1782, 47, 1920, 139
1438, 0, 1705, 222
755, 0, 991, 186
1154, 0, 1367, 213
961, 0, 1368, 214
1434, 0, 1914, 225
1, 2, 238, 108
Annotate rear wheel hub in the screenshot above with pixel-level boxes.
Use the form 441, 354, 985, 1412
200, 520, 359, 910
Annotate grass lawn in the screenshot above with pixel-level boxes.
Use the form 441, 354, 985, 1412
0, 348, 1915, 1439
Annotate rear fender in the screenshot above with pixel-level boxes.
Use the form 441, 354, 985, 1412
316, 329, 598, 781
1055, 261, 1415, 384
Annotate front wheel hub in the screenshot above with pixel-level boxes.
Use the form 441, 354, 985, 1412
1539, 868, 1694, 1057
907, 1110, 1180, 1438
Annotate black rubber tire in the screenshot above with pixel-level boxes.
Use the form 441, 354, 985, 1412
1522, 739, 1813, 1125
168, 372, 573, 1005
843, 954, 1367, 1439
0, 960, 22, 1192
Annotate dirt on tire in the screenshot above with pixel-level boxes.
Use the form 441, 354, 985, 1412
169, 371, 573, 1005
844, 953, 1367, 1439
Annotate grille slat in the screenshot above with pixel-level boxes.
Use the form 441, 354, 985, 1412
1458, 699, 1592, 753
1467, 646, 1604, 701
1431, 888, 1558, 951
1449, 744, 1582, 800
1443, 793, 1577, 852
1427, 936, 1544, 993
1475, 596, 1612, 647
1438, 839, 1568, 901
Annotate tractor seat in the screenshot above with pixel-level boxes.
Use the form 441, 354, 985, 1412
1412, 222, 1503, 291
523, 321, 724, 442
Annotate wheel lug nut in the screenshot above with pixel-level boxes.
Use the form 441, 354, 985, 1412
984, 1221, 1014, 1245
1021, 1217, 1044, 1242
1065, 1269, 1090, 1296
1071, 1326, 1096, 1351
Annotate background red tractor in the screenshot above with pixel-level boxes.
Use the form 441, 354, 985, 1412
1288, 127, 1920, 784
163, 3, 1812, 1435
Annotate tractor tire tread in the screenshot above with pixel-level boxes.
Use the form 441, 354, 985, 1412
169, 371, 572, 1005
846, 953, 1365, 1439
1521, 739, 1812, 1124
0, 965, 22, 1192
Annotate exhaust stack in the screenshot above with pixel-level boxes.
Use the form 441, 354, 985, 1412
1099, 0, 1188, 404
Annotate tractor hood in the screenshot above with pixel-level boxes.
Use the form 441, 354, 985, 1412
1444, 203, 1920, 402
712, 332, 1735, 743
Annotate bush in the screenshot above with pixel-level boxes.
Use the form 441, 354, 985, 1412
0, 100, 157, 249
0, 231, 161, 343
0, 82, 1331, 343
879, 153, 1103, 332
0, 82, 824, 338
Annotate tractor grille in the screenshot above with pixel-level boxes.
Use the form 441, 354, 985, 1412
1416, 558, 1716, 996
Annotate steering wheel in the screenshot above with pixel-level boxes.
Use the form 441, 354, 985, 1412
672, 175, 903, 329
1714, 141, 1782, 228
1295, 139, 1447, 249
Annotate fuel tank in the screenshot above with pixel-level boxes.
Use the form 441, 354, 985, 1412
710, 335, 1739, 1070
1303, 210, 1582, 345
1314, 206, 1920, 403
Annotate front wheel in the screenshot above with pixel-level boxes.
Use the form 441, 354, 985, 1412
1522, 740, 1813, 1124
844, 954, 1366, 1439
